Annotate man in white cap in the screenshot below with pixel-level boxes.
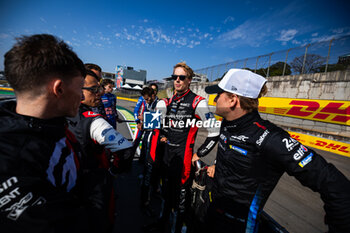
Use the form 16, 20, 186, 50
204, 69, 350, 233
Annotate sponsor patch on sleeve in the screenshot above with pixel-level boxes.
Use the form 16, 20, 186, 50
282, 137, 300, 151
293, 145, 308, 160
298, 152, 313, 167
229, 145, 247, 155
108, 135, 116, 141
82, 111, 101, 118
102, 128, 114, 136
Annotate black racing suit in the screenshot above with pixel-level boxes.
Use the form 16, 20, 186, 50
207, 110, 350, 233
0, 100, 109, 233
140, 97, 160, 207
160, 90, 220, 232
67, 104, 133, 226
67, 104, 133, 171
68, 104, 109, 169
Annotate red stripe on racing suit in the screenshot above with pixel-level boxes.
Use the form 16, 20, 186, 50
181, 125, 198, 184
150, 129, 160, 162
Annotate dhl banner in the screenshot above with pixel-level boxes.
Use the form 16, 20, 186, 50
259, 97, 350, 126
208, 95, 350, 126
208, 94, 217, 106
289, 131, 350, 158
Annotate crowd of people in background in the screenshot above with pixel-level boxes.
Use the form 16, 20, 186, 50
0, 33, 349, 233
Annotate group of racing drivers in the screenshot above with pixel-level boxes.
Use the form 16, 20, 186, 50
0, 34, 349, 233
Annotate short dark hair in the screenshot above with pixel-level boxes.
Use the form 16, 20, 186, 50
101, 78, 114, 87
4, 34, 85, 93
141, 86, 154, 97
85, 69, 100, 82
149, 83, 158, 92
85, 63, 102, 72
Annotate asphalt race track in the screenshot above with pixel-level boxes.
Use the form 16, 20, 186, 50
115, 98, 350, 233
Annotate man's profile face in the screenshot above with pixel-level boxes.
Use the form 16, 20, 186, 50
81, 75, 103, 107
143, 94, 152, 104
104, 84, 114, 93
173, 67, 191, 94
214, 92, 233, 118
150, 93, 156, 103
61, 75, 84, 117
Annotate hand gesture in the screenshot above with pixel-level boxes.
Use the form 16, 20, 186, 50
207, 165, 215, 178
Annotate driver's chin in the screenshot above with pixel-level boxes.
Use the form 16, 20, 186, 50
175, 86, 183, 92
215, 109, 222, 117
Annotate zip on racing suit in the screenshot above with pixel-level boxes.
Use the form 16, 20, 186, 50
207, 110, 350, 233
159, 89, 220, 232
0, 100, 109, 233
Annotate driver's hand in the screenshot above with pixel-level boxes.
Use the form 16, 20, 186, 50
207, 165, 215, 178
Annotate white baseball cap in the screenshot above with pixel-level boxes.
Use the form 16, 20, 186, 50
205, 69, 267, 98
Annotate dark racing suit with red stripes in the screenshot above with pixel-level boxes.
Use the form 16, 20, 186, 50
67, 104, 133, 228
158, 90, 220, 232
140, 98, 168, 208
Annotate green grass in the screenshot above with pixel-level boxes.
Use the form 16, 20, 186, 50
157, 89, 169, 98
114, 92, 140, 99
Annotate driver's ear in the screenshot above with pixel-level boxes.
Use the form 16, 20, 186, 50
228, 94, 237, 108
52, 79, 64, 97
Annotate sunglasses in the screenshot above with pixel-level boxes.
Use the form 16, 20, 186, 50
214, 91, 224, 102
171, 75, 187, 81
82, 85, 104, 94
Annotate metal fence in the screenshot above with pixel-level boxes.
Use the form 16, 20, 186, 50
194, 35, 350, 82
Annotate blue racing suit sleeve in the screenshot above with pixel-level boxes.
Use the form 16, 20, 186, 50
134, 96, 144, 123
